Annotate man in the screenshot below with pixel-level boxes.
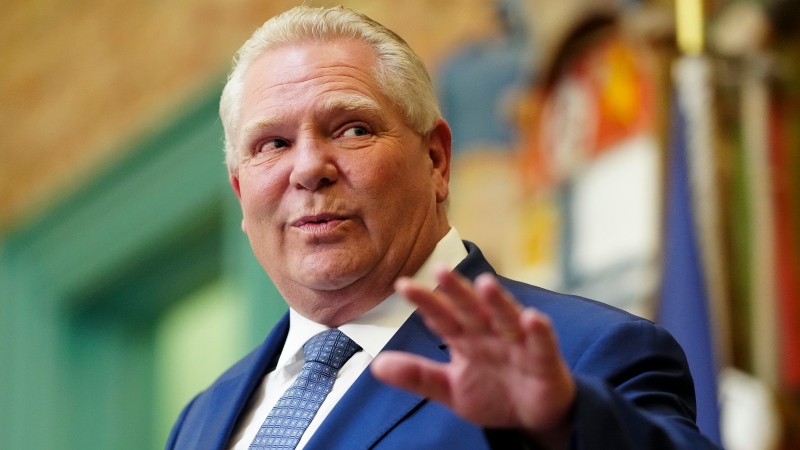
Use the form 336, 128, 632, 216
167, 6, 718, 450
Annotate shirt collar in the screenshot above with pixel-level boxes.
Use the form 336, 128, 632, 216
279, 227, 468, 367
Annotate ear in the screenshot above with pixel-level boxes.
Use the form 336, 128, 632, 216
229, 172, 243, 200
427, 119, 452, 204
229, 172, 247, 233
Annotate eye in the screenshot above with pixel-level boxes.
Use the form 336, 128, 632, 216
341, 125, 371, 137
257, 138, 289, 153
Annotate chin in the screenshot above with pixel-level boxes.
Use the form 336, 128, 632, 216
278, 260, 361, 291
295, 268, 364, 292
290, 249, 375, 289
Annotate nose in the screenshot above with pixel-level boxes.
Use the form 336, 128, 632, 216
289, 138, 339, 191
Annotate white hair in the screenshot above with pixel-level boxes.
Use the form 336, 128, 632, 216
220, 5, 442, 174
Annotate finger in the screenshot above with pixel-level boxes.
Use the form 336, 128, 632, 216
371, 351, 453, 406
396, 277, 463, 336
433, 267, 492, 333
474, 273, 524, 341
519, 308, 562, 364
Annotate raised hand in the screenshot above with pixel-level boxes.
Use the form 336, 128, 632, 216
371, 267, 576, 449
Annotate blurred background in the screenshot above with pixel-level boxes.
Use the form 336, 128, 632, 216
0, 0, 798, 448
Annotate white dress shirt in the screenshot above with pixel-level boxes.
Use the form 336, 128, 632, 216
227, 227, 468, 450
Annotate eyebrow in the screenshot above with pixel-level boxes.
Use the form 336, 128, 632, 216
241, 117, 281, 142
239, 94, 383, 146
321, 95, 381, 115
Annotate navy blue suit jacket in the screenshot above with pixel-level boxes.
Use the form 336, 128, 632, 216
167, 242, 719, 449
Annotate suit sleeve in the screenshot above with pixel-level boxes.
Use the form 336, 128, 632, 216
567, 319, 720, 450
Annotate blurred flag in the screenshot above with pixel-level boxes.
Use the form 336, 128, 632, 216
740, 58, 780, 388
657, 56, 722, 445
770, 75, 800, 390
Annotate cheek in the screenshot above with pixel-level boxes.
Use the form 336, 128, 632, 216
348, 162, 399, 203
362, 165, 424, 215
239, 172, 285, 218
241, 171, 277, 199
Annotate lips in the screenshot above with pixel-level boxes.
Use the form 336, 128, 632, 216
290, 213, 347, 232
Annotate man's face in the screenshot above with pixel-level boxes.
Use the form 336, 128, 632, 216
230, 40, 450, 322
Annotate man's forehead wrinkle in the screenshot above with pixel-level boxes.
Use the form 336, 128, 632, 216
247, 47, 376, 76
243, 45, 377, 91
243, 72, 383, 118
244, 71, 376, 103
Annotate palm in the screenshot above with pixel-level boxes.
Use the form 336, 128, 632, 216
371, 269, 575, 437
444, 331, 568, 429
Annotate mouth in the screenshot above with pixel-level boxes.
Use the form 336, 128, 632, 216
290, 213, 347, 232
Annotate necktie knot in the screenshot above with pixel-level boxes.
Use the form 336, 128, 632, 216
303, 329, 362, 369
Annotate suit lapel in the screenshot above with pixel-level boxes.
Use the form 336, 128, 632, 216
195, 313, 290, 450
304, 313, 448, 450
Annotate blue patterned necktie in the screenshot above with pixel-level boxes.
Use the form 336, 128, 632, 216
249, 329, 362, 450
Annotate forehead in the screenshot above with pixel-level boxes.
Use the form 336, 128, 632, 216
241, 40, 385, 110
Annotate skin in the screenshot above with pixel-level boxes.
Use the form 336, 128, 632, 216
229, 39, 451, 326
229, 38, 575, 449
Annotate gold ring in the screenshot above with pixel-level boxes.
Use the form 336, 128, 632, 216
501, 329, 524, 342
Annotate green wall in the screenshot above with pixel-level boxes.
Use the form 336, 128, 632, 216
154, 279, 246, 448
0, 91, 286, 449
